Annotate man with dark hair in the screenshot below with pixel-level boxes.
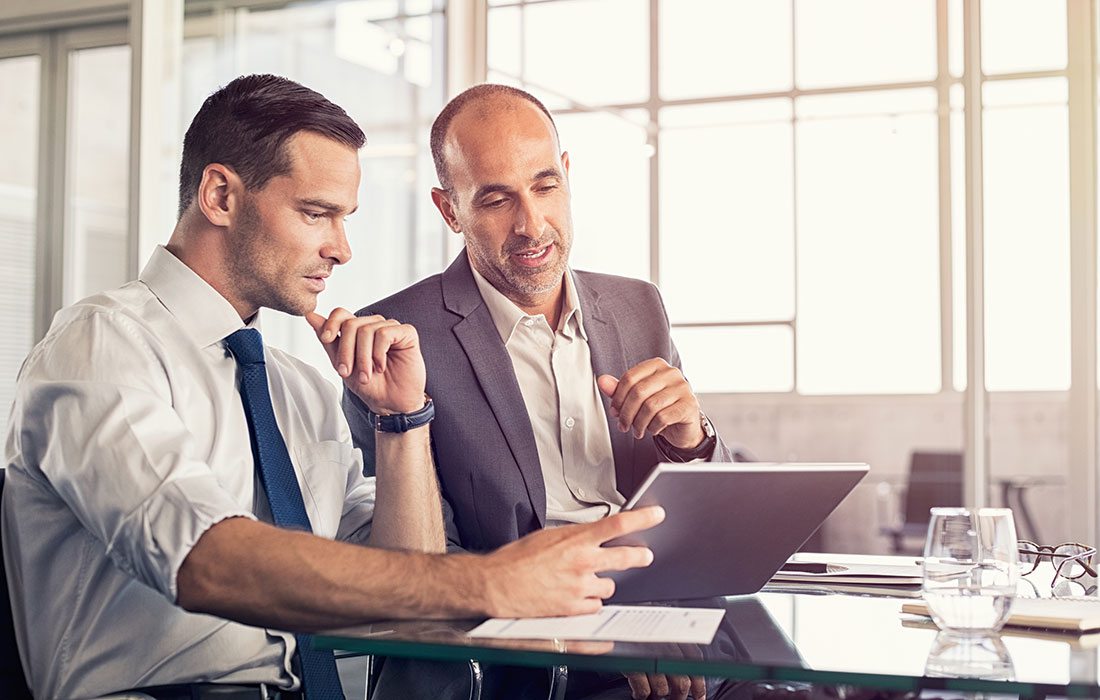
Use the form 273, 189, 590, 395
345, 84, 736, 699
2, 74, 660, 700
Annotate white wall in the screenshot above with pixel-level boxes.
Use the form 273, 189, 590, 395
701, 391, 1071, 553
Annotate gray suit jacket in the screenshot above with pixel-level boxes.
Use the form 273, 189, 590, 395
343, 252, 735, 552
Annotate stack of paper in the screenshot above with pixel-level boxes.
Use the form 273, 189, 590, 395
771, 561, 922, 586
467, 605, 726, 644
903, 597, 1100, 633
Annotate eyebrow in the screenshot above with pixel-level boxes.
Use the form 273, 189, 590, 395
298, 198, 358, 216
472, 169, 563, 202
532, 168, 563, 182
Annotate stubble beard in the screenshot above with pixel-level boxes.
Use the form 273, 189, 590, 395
469, 227, 573, 306
229, 197, 316, 317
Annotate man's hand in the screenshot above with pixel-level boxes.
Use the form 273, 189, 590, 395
597, 358, 704, 450
625, 672, 706, 700
306, 309, 426, 414
478, 507, 665, 618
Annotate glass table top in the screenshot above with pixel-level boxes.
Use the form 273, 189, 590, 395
315, 585, 1100, 697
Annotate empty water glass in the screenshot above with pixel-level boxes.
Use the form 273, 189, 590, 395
922, 507, 1019, 634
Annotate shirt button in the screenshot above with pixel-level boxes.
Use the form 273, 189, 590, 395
523, 318, 535, 327
578, 488, 587, 498
565, 417, 576, 429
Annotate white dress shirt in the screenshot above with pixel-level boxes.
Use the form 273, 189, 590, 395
470, 265, 624, 526
1, 246, 376, 700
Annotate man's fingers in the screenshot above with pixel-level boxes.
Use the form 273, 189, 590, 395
304, 311, 326, 334
372, 322, 414, 374
594, 545, 654, 573
669, 674, 692, 700
625, 673, 650, 700
305, 312, 338, 364
632, 390, 680, 439
320, 308, 360, 343
648, 673, 671, 699
584, 506, 665, 545
643, 403, 688, 440
617, 370, 680, 432
692, 675, 707, 699
588, 575, 616, 600
597, 374, 619, 401
354, 324, 377, 384
611, 361, 662, 412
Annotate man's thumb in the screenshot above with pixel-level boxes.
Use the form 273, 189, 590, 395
596, 374, 619, 397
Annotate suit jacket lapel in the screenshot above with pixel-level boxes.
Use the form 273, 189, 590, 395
574, 272, 638, 498
444, 253, 547, 526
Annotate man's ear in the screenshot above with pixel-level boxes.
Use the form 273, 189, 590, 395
196, 163, 241, 228
561, 150, 570, 176
431, 187, 463, 233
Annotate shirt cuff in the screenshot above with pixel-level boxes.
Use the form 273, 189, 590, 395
105, 474, 257, 603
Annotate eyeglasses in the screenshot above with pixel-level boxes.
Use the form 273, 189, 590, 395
1017, 540, 1097, 587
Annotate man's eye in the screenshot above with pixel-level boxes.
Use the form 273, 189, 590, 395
484, 198, 508, 208
304, 211, 324, 221
538, 184, 558, 194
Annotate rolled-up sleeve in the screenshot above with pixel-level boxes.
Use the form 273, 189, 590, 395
11, 311, 255, 602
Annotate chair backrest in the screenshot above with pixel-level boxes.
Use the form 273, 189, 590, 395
903, 451, 964, 526
0, 469, 32, 699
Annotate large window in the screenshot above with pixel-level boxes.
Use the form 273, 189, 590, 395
0, 51, 40, 439
488, 0, 1075, 398
181, 0, 448, 369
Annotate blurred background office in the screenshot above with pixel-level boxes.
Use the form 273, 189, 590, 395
0, 0, 1096, 555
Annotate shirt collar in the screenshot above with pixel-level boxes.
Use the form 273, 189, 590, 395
469, 261, 588, 345
139, 245, 254, 349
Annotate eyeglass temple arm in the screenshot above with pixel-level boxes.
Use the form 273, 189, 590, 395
1052, 550, 1099, 578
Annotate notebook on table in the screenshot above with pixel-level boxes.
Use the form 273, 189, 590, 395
902, 597, 1100, 633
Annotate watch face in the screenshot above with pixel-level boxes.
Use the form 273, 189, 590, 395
701, 413, 716, 438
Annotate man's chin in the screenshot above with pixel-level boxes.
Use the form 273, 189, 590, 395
265, 295, 317, 317
506, 268, 566, 296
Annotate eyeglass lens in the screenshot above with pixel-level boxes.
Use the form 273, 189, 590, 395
1055, 544, 1093, 579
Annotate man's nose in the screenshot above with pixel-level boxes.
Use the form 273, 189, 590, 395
512, 197, 545, 239
323, 220, 352, 265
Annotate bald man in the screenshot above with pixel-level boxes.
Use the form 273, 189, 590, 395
344, 85, 738, 699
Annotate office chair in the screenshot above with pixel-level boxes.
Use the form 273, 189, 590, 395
0, 469, 32, 699
880, 451, 963, 554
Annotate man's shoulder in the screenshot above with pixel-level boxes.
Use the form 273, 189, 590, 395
39, 282, 161, 352
573, 268, 658, 291
573, 269, 663, 307
20, 282, 173, 387
358, 273, 446, 320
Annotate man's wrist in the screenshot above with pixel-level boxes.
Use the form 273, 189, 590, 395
367, 394, 434, 433
655, 413, 717, 462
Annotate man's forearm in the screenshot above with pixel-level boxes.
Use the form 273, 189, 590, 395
367, 426, 445, 553
178, 517, 481, 631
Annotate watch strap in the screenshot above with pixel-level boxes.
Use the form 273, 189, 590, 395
367, 396, 435, 433
654, 413, 717, 462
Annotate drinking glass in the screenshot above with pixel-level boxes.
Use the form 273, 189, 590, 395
924, 631, 1015, 680
922, 507, 1019, 634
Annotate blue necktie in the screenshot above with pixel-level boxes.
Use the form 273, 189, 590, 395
225, 328, 344, 700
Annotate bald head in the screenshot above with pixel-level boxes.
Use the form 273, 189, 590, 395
430, 84, 559, 190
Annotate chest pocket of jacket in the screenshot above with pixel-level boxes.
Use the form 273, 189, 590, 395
294, 440, 355, 539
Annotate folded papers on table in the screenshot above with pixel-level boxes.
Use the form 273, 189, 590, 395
467, 605, 726, 644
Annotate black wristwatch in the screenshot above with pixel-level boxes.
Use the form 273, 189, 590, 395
366, 395, 435, 433
655, 412, 717, 462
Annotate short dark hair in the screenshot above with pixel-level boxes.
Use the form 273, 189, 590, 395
430, 83, 558, 191
178, 74, 366, 217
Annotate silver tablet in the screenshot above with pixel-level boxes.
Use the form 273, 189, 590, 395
606, 463, 869, 603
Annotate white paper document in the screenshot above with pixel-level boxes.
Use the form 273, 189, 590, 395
467, 605, 725, 644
